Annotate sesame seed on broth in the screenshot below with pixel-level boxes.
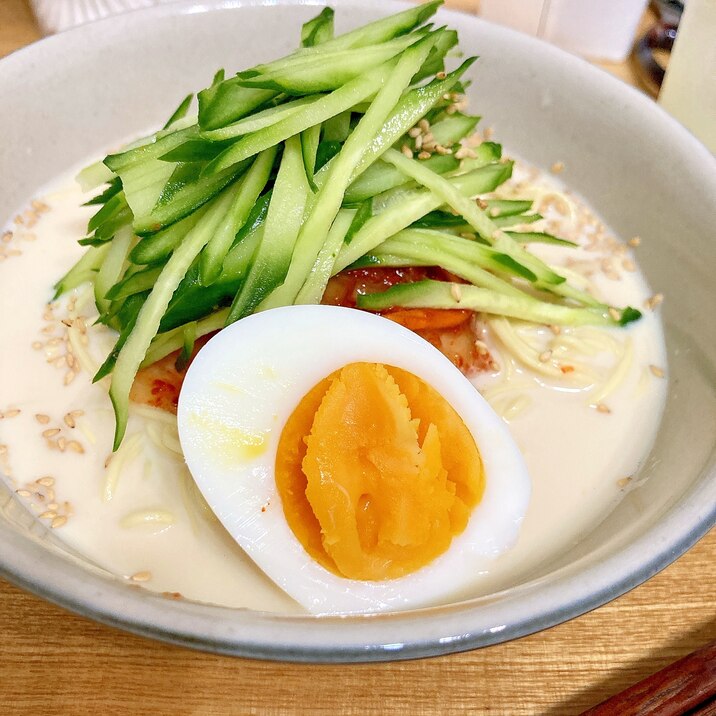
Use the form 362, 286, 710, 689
0, 155, 667, 612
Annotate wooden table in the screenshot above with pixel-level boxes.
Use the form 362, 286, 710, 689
1, 1, 714, 713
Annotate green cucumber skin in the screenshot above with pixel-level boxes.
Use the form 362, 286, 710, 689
108, 185, 240, 449
199, 146, 278, 286
357, 279, 618, 327
227, 135, 309, 322
260, 31, 440, 310
334, 162, 512, 272
204, 61, 396, 176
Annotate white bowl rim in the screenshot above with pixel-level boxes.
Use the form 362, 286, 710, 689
0, 0, 714, 663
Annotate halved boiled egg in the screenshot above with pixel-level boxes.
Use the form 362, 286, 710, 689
177, 305, 529, 614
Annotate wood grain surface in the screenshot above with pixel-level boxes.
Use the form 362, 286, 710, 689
1, 1, 714, 714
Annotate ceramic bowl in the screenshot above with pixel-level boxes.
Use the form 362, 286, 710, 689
0, 0, 714, 662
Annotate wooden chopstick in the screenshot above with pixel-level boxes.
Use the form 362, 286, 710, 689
580, 641, 716, 715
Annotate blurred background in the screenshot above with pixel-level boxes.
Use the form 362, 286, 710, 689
1, 0, 713, 151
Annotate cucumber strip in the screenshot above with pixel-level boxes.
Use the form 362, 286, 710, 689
87, 206, 133, 243
104, 126, 198, 172
301, 7, 334, 47
83, 177, 122, 206
132, 162, 247, 235
350, 58, 476, 179
333, 162, 511, 272
376, 230, 534, 295
175, 320, 197, 372
485, 199, 533, 217
260, 32, 438, 309
118, 160, 176, 219
109, 185, 239, 449
294, 209, 356, 305
424, 113, 480, 148
239, 34, 425, 94
198, 82, 277, 131
94, 226, 135, 314
159, 219, 263, 331
53, 243, 111, 298
129, 203, 210, 265
105, 265, 162, 301
163, 94, 194, 130
295, 1, 441, 54
227, 135, 309, 322
344, 154, 457, 204
301, 123, 322, 189
382, 146, 500, 240
492, 213, 542, 229
93, 293, 147, 382
142, 309, 230, 367
201, 95, 324, 142
380, 147, 577, 289
411, 28, 458, 83
204, 61, 395, 175
505, 230, 577, 247
87, 192, 126, 233
199, 146, 277, 285
322, 110, 352, 142
357, 280, 624, 327
76, 161, 115, 192
369, 244, 525, 298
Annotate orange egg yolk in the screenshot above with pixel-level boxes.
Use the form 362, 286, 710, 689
275, 362, 485, 581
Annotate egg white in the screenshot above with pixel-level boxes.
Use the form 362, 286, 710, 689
177, 305, 530, 615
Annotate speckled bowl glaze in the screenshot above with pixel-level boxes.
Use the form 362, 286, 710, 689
0, 0, 714, 662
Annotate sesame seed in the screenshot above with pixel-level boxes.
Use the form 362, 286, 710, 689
436, 71, 447, 79
57, 437, 67, 452
608, 307, 621, 321
1, 231, 12, 243
70, 410, 84, 418
47, 503, 59, 511
549, 325, 561, 335
596, 403, 611, 414
64, 370, 77, 386
42, 428, 60, 438
418, 119, 430, 132
445, 105, 457, 115
414, 134, 423, 150
622, 258, 636, 272
130, 571, 152, 583
645, 293, 664, 310
628, 236, 641, 248
450, 284, 463, 302
435, 144, 453, 155
35, 414, 50, 424
39, 510, 57, 520
37, 476, 55, 487
15, 489, 31, 498
401, 144, 413, 159
422, 132, 434, 144
2, 408, 21, 418
408, 127, 421, 138
483, 127, 494, 140
649, 364, 665, 378
1, 444, 9, 455
64, 414, 76, 428
32, 341, 43, 350
51, 516, 67, 529
417, 151, 431, 160
67, 440, 84, 454
538, 350, 552, 363
550, 161, 565, 174
475, 340, 489, 355
617, 476, 632, 489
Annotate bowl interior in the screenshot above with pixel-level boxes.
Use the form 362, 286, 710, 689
0, 0, 714, 662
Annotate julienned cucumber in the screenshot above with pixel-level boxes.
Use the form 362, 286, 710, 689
59, 1, 642, 449
357, 280, 642, 328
